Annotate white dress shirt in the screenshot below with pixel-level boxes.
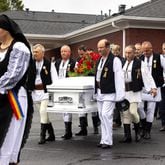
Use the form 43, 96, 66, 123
0, 49, 7, 62
58, 59, 69, 79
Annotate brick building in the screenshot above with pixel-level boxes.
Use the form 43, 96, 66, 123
1, 0, 165, 59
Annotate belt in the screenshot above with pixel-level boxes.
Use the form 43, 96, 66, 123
125, 82, 133, 92
35, 84, 44, 90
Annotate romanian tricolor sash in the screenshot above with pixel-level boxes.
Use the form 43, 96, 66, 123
7, 90, 24, 120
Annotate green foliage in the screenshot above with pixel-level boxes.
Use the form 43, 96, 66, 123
0, 0, 10, 12
11, 0, 24, 10
0, 0, 24, 12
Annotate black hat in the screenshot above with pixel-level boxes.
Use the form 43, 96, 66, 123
0, 14, 30, 50
115, 99, 130, 112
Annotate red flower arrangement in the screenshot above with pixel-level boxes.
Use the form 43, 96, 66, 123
69, 52, 100, 77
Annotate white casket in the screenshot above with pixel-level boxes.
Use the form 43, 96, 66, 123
47, 77, 97, 114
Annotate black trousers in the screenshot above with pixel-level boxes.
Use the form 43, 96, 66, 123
159, 87, 165, 126
0, 95, 13, 148
113, 108, 121, 125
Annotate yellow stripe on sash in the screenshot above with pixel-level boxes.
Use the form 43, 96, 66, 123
7, 90, 24, 120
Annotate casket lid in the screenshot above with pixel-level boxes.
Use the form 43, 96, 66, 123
47, 77, 94, 90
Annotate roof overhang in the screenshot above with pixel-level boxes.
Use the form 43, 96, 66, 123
25, 15, 165, 49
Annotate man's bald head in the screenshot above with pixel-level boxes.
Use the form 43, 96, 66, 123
142, 41, 153, 57
97, 39, 110, 57
60, 45, 71, 60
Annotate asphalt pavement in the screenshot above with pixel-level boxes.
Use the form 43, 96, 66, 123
20, 110, 165, 165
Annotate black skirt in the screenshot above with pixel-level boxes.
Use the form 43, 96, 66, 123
0, 94, 13, 148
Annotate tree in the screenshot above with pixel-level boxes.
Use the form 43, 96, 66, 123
0, 0, 24, 12
0, 0, 10, 12
10, 0, 24, 10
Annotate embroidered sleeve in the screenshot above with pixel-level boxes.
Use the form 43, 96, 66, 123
0, 42, 30, 94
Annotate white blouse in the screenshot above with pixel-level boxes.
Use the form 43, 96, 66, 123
0, 49, 8, 62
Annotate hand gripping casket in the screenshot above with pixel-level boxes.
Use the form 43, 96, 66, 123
47, 77, 97, 114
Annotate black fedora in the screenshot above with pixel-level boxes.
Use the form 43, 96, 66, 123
115, 99, 130, 112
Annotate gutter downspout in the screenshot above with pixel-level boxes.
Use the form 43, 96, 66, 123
112, 21, 126, 57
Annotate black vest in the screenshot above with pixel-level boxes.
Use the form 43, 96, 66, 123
55, 58, 76, 77
95, 52, 116, 94
141, 54, 164, 87
117, 55, 126, 67
27, 58, 52, 92
125, 58, 144, 92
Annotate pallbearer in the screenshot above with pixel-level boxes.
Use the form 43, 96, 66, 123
121, 45, 156, 143
95, 39, 125, 149
138, 41, 165, 139
55, 45, 76, 140
27, 44, 55, 144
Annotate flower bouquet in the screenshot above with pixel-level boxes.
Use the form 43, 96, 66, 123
68, 52, 100, 77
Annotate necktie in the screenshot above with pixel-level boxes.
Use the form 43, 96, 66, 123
147, 57, 150, 71
62, 61, 65, 67
100, 59, 104, 69
126, 62, 130, 78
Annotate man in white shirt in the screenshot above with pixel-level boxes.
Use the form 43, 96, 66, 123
95, 39, 125, 149
121, 45, 156, 143
27, 44, 55, 144
138, 41, 165, 139
55, 45, 76, 140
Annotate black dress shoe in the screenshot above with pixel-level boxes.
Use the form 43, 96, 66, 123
119, 137, 132, 143
94, 127, 99, 134
61, 133, 72, 140
101, 144, 111, 149
97, 143, 102, 148
144, 132, 151, 139
160, 126, 165, 132
75, 129, 87, 136
38, 138, 46, 145
46, 135, 55, 142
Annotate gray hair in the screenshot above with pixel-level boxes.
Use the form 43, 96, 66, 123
33, 44, 45, 53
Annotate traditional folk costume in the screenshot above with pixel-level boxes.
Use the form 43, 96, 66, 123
95, 52, 125, 147
75, 58, 100, 136
55, 58, 76, 140
138, 54, 165, 139
27, 58, 56, 144
122, 57, 156, 143
0, 15, 33, 165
